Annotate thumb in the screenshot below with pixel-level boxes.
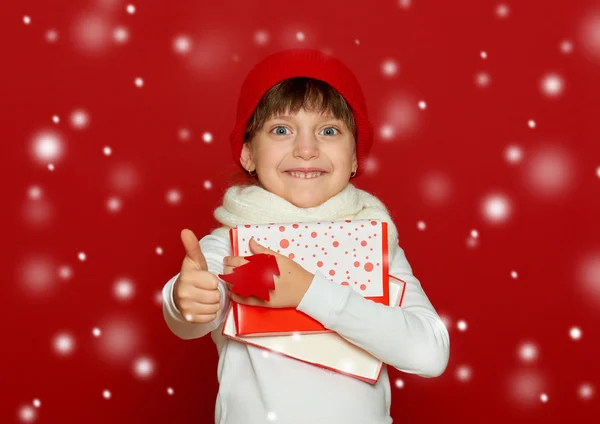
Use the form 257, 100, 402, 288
248, 238, 276, 256
180, 229, 208, 271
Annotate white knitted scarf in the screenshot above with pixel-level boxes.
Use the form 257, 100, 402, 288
211, 183, 398, 258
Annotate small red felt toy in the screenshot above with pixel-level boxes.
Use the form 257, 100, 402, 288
218, 253, 279, 301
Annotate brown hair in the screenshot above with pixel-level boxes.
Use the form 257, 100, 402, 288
243, 77, 357, 143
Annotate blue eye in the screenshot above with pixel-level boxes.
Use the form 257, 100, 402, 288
321, 127, 339, 136
272, 126, 291, 135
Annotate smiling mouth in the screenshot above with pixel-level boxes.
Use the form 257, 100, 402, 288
285, 171, 326, 179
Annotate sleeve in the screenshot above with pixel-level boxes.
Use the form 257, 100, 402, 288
162, 233, 232, 340
296, 244, 450, 378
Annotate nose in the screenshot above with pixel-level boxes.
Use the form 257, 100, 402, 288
293, 131, 319, 160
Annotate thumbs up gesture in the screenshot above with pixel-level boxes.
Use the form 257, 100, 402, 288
173, 229, 222, 324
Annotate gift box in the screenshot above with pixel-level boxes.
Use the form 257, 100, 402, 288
229, 219, 390, 336
222, 275, 407, 384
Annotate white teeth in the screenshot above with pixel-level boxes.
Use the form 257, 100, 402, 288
289, 171, 323, 179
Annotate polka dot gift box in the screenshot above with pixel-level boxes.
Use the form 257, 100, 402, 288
227, 219, 390, 336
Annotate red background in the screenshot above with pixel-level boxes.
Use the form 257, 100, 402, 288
2, 0, 599, 423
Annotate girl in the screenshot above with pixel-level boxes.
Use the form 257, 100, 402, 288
162, 49, 450, 424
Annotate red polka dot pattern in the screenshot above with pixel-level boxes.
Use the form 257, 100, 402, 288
236, 219, 387, 297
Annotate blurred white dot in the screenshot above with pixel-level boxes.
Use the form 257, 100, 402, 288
28, 186, 42, 200
482, 194, 511, 223
155, 246, 163, 255
505, 145, 523, 164
103, 146, 112, 156
232, 54, 240, 62
32, 399, 41, 408
179, 128, 191, 141
107, 196, 122, 212
475, 72, 491, 87
18, 405, 36, 422
53, 332, 75, 356
456, 365, 472, 382
48, 163, 55, 171
496, 3, 510, 18
174, 35, 192, 54
398, 0, 412, 8
92, 327, 102, 337
58, 265, 73, 281
134, 77, 144, 87
296, 32, 305, 41
71, 109, 89, 129
363, 156, 378, 175
382, 59, 399, 77
439, 314, 451, 329
511, 270, 518, 279
166, 189, 182, 204
78, 252, 87, 261
578, 383, 594, 400
103, 389, 111, 399
167, 387, 174, 395
596, 166, 600, 178
467, 236, 479, 249
417, 221, 426, 231
354, 39, 360, 45
134, 356, 154, 379
569, 327, 582, 340
379, 124, 395, 141
52, 115, 60, 124
204, 180, 213, 190
526, 146, 574, 197
540, 393, 549, 403
541, 73, 564, 97
24, 16, 31, 25
184, 313, 193, 321
127, 4, 136, 14
202, 132, 213, 143
114, 278, 134, 300
33, 131, 63, 163
418, 100, 427, 110
480, 51, 488, 59
560, 40, 574, 54
457, 320, 468, 331
255, 30, 269, 46
528, 120, 536, 129
154, 290, 163, 305
395, 378, 405, 388
470, 229, 479, 239
73, 14, 110, 53
113, 26, 129, 44
266, 411, 277, 421
519, 342, 538, 362
262, 350, 270, 358
46, 29, 59, 43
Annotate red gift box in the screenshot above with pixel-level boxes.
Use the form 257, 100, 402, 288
222, 275, 407, 384
228, 219, 390, 336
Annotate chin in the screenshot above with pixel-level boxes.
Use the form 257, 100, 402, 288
288, 195, 324, 208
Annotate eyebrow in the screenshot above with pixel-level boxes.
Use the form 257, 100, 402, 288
269, 114, 339, 122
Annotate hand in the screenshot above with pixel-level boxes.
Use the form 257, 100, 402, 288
222, 238, 314, 308
173, 229, 221, 323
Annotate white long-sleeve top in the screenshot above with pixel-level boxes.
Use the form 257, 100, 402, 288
162, 232, 450, 424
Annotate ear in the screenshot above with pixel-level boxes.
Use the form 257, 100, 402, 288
240, 142, 255, 172
352, 150, 358, 173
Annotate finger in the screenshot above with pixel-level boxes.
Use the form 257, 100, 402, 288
229, 290, 266, 307
248, 238, 274, 255
223, 256, 249, 268
180, 229, 208, 271
187, 270, 219, 291
184, 312, 217, 323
